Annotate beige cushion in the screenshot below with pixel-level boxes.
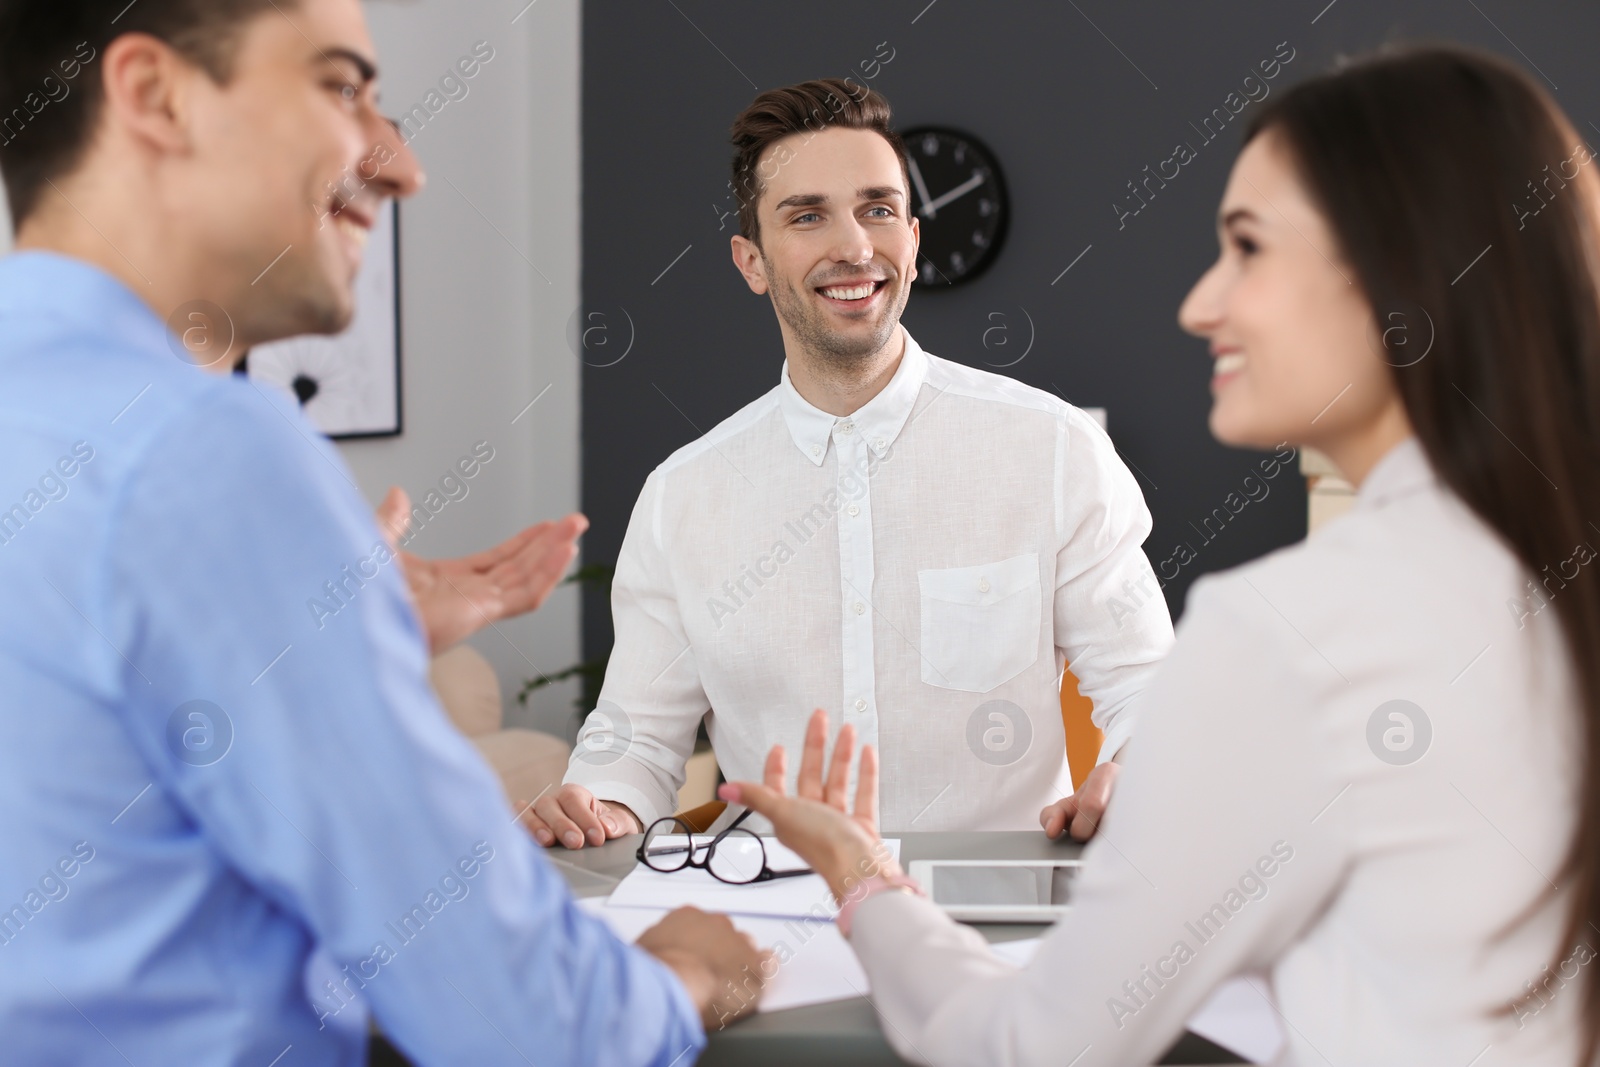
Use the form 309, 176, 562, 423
430, 644, 502, 738
430, 643, 571, 810
473, 729, 572, 806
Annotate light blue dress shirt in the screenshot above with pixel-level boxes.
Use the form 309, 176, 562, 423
0, 252, 704, 1066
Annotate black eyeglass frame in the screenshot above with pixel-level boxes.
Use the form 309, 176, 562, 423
636, 808, 813, 885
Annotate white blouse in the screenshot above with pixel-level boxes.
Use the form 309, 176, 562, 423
849, 436, 1586, 1065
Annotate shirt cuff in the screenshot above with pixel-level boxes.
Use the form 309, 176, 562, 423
642, 950, 708, 1060
846, 889, 997, 984
563, 735, 690, 825
849, 886, 948, 949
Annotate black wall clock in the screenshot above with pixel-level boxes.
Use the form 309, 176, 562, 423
900, 126, 1008, 287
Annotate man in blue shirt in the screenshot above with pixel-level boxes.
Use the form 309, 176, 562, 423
0, 1, 768, 1064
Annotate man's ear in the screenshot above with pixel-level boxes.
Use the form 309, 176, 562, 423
730, 233, 769, 295
100, 32, 196, 156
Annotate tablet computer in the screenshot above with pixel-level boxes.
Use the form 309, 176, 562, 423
907, 858, 1081, 923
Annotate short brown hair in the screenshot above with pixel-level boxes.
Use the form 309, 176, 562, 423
728, 78, 908, 246
0, 0, 285, 228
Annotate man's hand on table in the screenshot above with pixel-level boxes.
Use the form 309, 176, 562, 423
375, 487, 588, 655
518, 783, 642, 849
1040, 759, 1122, 841
718, 708, 899, 904
637, 906, 773, 1029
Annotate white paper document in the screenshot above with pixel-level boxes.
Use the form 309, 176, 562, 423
577, 897, 871, 1013
986, 938, 1286, 1064
606, 836, 902, 920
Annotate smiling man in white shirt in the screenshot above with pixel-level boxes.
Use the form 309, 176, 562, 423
526, 78, 1174, 847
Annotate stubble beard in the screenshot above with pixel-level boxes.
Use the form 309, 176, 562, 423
246, 248, 356, 347
763, 251, 907, 374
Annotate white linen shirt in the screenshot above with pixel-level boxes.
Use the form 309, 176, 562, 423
846, 436, 1585, 1065
564, 330, 1174, 830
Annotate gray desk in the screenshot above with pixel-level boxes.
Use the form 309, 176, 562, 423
551, 831, 1244, 1066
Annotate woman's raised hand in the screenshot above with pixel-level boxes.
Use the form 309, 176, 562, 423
718, 708, 900, 902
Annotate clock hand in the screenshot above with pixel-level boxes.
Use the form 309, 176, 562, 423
920, 171, 987, 217
907, 156, 938, 219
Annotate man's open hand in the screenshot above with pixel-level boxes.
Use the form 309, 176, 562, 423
375, 486, 587, 654
517, 783, 642, 849
1040, 760, 1122, 841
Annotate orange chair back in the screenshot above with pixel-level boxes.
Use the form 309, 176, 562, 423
1061, 665, 1102, 791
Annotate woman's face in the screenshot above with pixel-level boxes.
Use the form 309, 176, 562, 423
1179, 131, 1409, 473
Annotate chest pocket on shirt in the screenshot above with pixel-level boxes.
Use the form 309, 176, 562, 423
917, 552, 1042, 693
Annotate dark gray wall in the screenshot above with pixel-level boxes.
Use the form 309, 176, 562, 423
580, 0, 1600, 662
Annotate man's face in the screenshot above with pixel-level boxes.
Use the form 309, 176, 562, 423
733, 127, 919, 366
169, 0, 414, 346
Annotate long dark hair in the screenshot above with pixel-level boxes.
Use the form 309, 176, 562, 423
1245, 45, 1600, 1062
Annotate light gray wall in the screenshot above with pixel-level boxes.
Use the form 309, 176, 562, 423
356, 0, 583, 738
1, 1, 585, 738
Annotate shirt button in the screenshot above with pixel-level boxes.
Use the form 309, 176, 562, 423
811, 445, 820, 457
847, 504, 860, 517
854, 601, 865, 615
979, 578, 990, 593
839, 421, 854, 435
873, 438, 885, 450
855, 698, 867, 711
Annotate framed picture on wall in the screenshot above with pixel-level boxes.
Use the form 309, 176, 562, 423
246, 200, 403, 438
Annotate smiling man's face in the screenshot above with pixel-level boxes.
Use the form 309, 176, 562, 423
171, 0, 412, 346
732, 126, 919, 367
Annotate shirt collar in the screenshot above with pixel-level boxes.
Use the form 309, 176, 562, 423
1356, 435, 1437, 509
778, 328, 929, 466
0, 250, 170, 359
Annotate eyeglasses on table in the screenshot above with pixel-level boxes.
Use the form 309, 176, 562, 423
636, 808, 813, 885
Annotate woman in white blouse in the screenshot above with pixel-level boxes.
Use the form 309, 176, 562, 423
720, 45, 1600, 1066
